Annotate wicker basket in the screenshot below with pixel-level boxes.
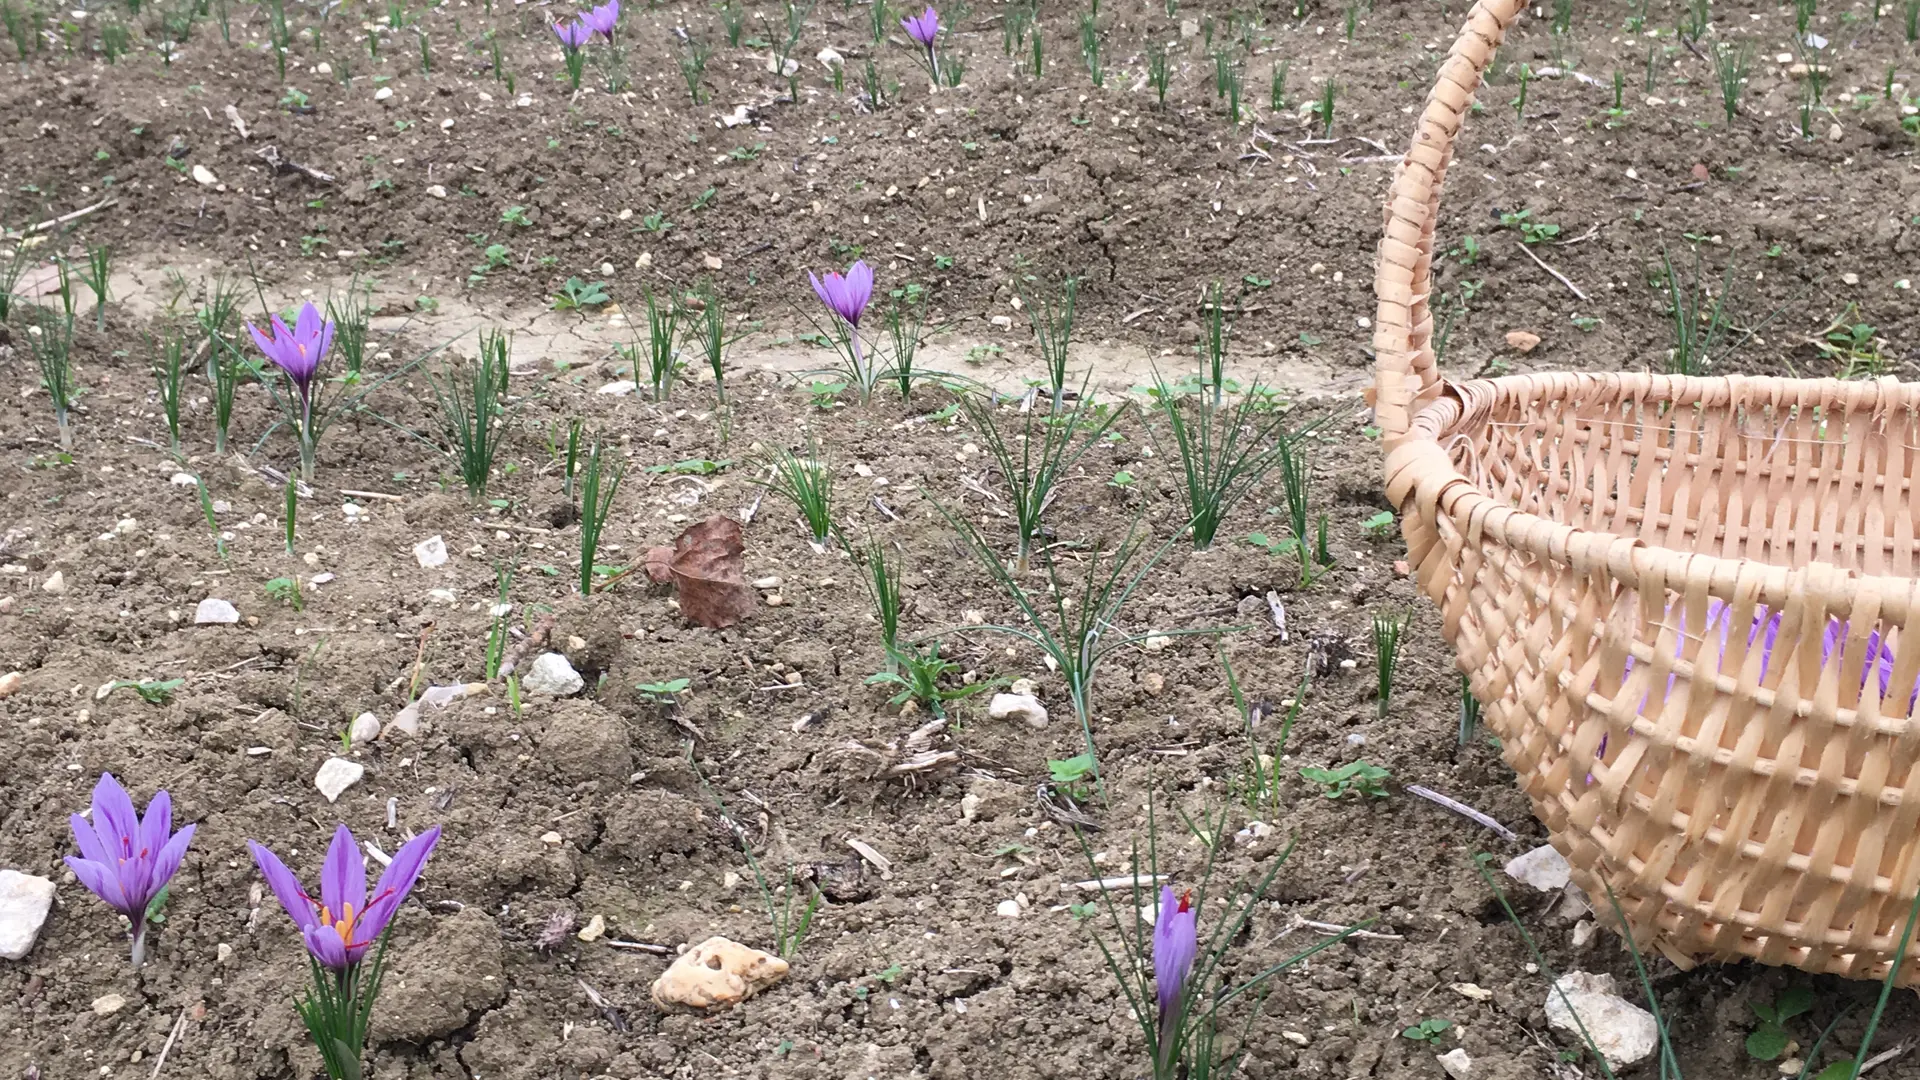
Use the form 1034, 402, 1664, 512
1374, 0, 1920, 981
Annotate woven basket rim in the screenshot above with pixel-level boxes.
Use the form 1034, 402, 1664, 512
1393, 372, 1920, 619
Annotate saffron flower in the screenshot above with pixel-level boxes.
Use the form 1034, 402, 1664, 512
64, 773, 196, 968
249, 824, 441, 971
246, 302, 335, 481
553, 18, 591, 50
900, 5, 941, 83
1152, 886, 1198, 1067
901, 5, 938, 47
809, 260, 874, 328
581, 0, 619, 41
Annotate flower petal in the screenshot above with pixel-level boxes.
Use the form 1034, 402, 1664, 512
70, 811, 114, 868
91, 774, 140, 862
294, 302, 321, 344
843, 261, 874, 323
320, 824, 365, 928
304, 922, 352, 971
248, 840, 318, 932
65, 856, 131, 914
808, 271, 834, 315
246, 320, 279, 357
147, 823, 195, 902
357, 826, 441, 944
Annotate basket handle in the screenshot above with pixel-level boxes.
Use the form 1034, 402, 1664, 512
1372, 0, 1532, 449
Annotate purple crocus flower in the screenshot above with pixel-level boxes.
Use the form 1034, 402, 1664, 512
809, 260, 874, 328
553, 18, 591, 50
248, 824, 441, 971
580, 0, 619, 40
1152, 886, 1198, 1065
901, 5, 939, 47
65, 773, 196, 968
246, 303, 335, 418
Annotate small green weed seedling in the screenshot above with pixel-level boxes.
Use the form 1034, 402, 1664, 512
1048, 752, 1098, 800
1746, 987, 1813, 1060
1401, 1018, 1452, 1044
1299, 760, 1391, 799
105, 678, 187, 705
1499, 209, 1561, 244
636, 678, 691, 705
1361, 511, 1394, 539
552, 277, 610, 311
865, 641, 995, 718
265, 576, 305, 611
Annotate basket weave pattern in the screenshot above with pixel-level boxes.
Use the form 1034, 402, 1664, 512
1373, 0, 1920, 981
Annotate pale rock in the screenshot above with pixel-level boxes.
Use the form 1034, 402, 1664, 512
597, 381, 636, 396
752, 576, 783, 590
577, 914, 606, 941
1452, 982, 1494, 1001
314, 61, 332, 74
92, 993, 127, 1016
995, 899, 1022, 918
1141, 634, 1172, 652
170, 472, 197, 486
1544, 971, 1659, 1069
1505, 844, 1572, 892
314, 756, 365, 803
1008, 677, 1039, 697
387, 682, 486, 736
216, 942, 233, 963
427, 588, 458, 605
0, 596, 14, 614
191, 164, 217, 185
1141, 672, 1166, 695
114, 518, 138, 535
375, 85, 394, 101
41, 571, 65, 595
349, 712, 382, 745
703, 253, 723, 270
766, 54, 801, 78
523, 652, 584, 696
960, 792, 982, 822
1437, 1047, 1474, 1080
1179, 17, 1199, 36
194, 597, 241, 625
988, 693, 1048, 728
1572, 919, 1599, 948
651, 936, 789, 1011
0, 870, 56, 959
989, 314, 1013, 329
599, 262, 615, 276
414, 535, 449, 568
720, 104, 752, 127
0, 671, 21, 698
816, 45, 843, 70
425, 184, 447, 198
540, 831, 563, 845
1505, 329, 1542, 353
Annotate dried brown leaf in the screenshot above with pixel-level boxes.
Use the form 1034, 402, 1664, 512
664, 516, 755, 629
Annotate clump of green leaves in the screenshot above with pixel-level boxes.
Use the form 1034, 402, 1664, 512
1401, 1018, 1452, 1044
1299, 760, 1391, 799
961, 377, 1124, 572
429, 328, 513, 500
865, 641, 996, 718
759, 445, 835, 545
552, 277, 610, 311
577, 440, 626, 594
265, 576, 305, 611
1373, 610, 1406, 717
1746, 987, 1813, 1061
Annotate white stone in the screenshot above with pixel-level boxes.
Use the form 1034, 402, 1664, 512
413, 535, 449, 568
523, 653, 584, 696
92, 993, 127, 1015
816, 45, 843, 69
960, 792, 982, 822
1008, 677, 1040, 697
314, 756, 365, 803
114, 518, 138, 535
349, 712, 382, 745
0, 870, 57, 959
169, 472, 197, 486
374, 86, 394, 101
1142, 634, 1172, 652
41, 571, 65, 595
1505, 844, 1572, 892
988, 693, 1048, 728
191, 164, 217, 185
577, 913, 606, 941
752, 576, 783, 590
596, 381, 636, 396
314, 61, 332, 74
0, 672, 21, 698
1544, 971, 1659, 1070
995, 899, 1022, 918
1436, 1047, 1473, 1080
195, 597, 241, 625
216, 942, 233, 963
425, 184, 446, 198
